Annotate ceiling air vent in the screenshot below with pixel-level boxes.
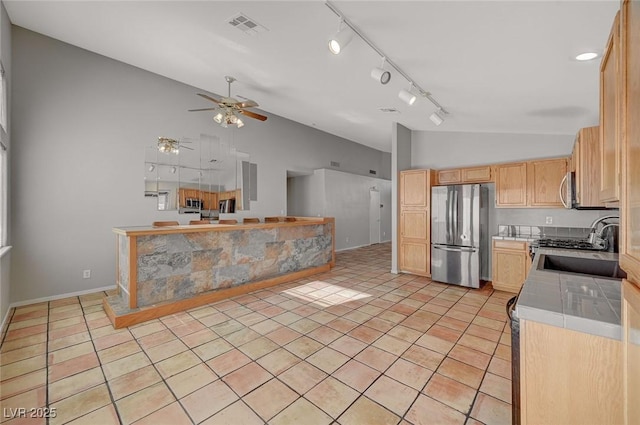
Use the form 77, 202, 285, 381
330, 161, 340, 168
369, 170, 377, 175
227, 13, 269, 35
378, 107, 400, 113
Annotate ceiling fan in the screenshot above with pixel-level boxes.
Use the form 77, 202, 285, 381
189, 76, 268, 128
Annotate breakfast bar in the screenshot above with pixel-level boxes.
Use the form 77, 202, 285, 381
104, 217, 335, 328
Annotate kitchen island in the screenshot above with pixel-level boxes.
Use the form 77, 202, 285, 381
104, 217, 335, 328
514, 248, 623, 425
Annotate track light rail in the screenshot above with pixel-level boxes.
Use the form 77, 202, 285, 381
325, 0, 449, 115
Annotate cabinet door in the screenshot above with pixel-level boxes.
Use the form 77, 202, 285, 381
496, 163, 527, 207
575, 127, 605, 208
623, 279, 640, 425
400, 210, 428, 240
492, 242, 529, 293
399, 241, 429, 275
462, 166, 492, 183
621, 0, 640, 282
600, 12, 621, 203
528, 158, 567, 207
400, 170, 429, 207
437, 169, 461, 185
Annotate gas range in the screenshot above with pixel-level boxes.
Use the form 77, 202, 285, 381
529, 238, 603, 258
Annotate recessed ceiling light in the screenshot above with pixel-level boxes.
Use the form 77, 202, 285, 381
575, 52, 599, 61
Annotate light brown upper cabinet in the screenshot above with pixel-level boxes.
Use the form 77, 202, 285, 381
621, 0, 640, 286
400, 170, 430, 208
573, 127, 605, 208
462, 166, 493, 183
495, 162, 528, 207
496, 158, 567, 208
528, 158, 567, 207
600, 11, 622, 204
436, 169, 461, 185
434, 165, 492, 186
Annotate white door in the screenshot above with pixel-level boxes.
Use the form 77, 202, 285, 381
370, 189, 381, 244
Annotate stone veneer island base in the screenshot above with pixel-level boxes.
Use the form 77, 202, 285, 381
104, 217, 335, 328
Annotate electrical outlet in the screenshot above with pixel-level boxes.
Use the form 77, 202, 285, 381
383, 231, 386, 237
346, 237, 350, 243
545, 216, 553, 225
83, 270, 91, 279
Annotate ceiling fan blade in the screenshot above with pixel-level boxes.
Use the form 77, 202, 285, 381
239, 109, 268, 121
197, 93, 222, 104
188, 107, 218, 112
238, 100, 259, 108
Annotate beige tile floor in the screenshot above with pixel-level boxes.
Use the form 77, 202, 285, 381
0, 242, 513, 425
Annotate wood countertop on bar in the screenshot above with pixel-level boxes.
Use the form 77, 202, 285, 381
113, 217, 333, 236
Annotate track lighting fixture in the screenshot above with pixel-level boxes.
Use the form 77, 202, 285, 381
430, 108, 445, 126
371, 57, 391, 85
398, 84, 417, 106
325, 1, 449, 116
328, 20, 353, 54
170, 166, 177, 174
148, 164, 155, 172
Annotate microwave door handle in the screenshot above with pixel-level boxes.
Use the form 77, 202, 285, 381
559, 174, 569, 208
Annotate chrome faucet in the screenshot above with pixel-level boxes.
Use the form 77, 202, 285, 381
587, 215, 620, 248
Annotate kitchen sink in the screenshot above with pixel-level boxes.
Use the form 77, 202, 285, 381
537, 254, 627, 279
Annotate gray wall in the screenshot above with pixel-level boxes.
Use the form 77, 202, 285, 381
288, 168, 392, 251
0, 2, 11, 327
411, 130, 611, 233
412, 130, 576, 169
11, 27, 390, 303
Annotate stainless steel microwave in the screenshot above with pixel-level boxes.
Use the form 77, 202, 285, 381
560, 172, 616, 210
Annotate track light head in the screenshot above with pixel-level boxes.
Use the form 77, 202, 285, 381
430, 109, 445, 126
371, 67, 391, 85
328, 24, 353, 54
399, 87, 417, 106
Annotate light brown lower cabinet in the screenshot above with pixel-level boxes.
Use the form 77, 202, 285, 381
492, 240, 530, 293
622, 279, 640, 424
520, 320, 622, 425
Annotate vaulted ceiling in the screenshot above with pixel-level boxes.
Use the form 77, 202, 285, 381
4, 1, 619, 152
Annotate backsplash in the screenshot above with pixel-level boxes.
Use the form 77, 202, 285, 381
497, 225, 592, 239
494, 207, 613, 228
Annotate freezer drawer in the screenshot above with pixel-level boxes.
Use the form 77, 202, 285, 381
431, 244, 480, 288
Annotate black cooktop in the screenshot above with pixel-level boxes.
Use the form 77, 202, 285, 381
534, 238, 600, 250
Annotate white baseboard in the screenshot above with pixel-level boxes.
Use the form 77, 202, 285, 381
9, 285, 117, 309
1, 306, 14, 338
336, 243, 370, 252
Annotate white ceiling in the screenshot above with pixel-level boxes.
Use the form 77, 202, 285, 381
4, 1, 619, 153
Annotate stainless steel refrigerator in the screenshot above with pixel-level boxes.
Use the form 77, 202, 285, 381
431, 184, 489, 288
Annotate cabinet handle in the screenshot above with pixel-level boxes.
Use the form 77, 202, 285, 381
559, 174, 569, 208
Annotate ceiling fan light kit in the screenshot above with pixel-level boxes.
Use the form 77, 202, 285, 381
190, 75, 267, 129
325, 0, 449, 124
157, 137, 180, 154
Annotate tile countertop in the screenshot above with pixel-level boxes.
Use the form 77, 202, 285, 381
515, 247, 622, 340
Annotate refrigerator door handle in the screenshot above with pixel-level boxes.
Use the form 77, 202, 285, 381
453, 189, 459, 242
433, 245, 477, 253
